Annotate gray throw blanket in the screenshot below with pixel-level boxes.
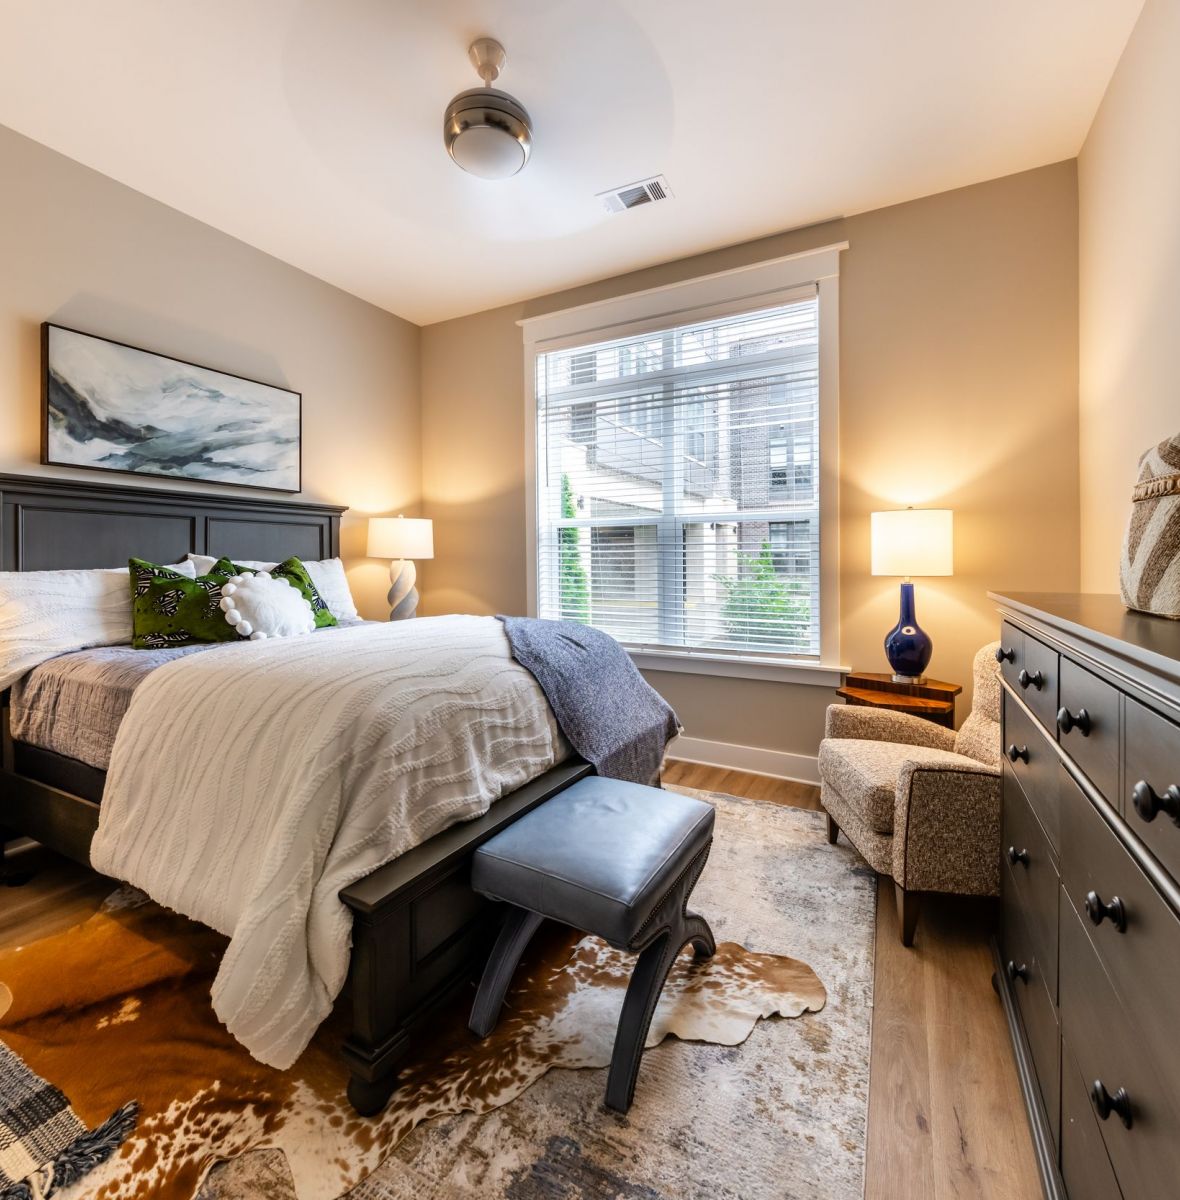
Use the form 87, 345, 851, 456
497, 616, 680, 785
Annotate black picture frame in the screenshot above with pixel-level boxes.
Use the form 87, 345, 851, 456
41, 322, 303, 494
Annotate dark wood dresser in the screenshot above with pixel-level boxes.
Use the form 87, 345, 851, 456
990, 592, 1180, 1200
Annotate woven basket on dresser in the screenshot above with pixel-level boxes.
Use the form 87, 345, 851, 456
1121, 432, 1180, 619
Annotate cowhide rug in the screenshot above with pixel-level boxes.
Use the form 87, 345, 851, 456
0, 790, 875, 1200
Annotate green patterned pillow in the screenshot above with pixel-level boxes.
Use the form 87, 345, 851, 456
224, 557, 337, 629
129, 557, 241, 649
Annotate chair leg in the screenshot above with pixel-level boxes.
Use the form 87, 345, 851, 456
469, 906, 544, 1038
895, 883, 920, 947
825, 813, 840, 845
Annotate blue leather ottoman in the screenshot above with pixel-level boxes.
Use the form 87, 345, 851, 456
468, 775, 716, 1113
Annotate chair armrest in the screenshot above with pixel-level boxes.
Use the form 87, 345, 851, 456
824, 704, 957, 751
892, 762, 1002, 896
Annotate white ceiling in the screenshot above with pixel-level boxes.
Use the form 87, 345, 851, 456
0, 0, 1142, 326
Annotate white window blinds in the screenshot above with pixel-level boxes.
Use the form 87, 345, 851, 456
534, 291, 822, 657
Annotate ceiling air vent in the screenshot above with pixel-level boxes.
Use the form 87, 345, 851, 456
597, 175, 673, 214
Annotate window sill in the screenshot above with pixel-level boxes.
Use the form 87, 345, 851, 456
627, 647, 848, 686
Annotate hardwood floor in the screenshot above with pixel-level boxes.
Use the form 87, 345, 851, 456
0, 841, 112, 946
662, 758, 823, 810
1, 763, 1039, 1199
665, 759, 1040, 1200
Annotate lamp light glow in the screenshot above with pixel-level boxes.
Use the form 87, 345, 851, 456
367, 516, 434, 562
869, 508, 953, 682
367, 516, 433, 620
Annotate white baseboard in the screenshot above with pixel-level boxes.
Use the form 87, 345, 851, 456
668, 735, 820, 786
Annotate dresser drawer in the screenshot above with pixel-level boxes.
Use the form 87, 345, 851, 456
1002, 771, 1059, 997
996, 620, 1023, 692
1015, 631, 1059, 734
1003, 691, 1059, 852
1061, 897, 1180, 1200
1125, 697, 1180, 881
1059, 765, 1180, 1067
1061, 1044, 1124, 1200
1000, 894, 1060, 1141
1057, 658, 1121, 805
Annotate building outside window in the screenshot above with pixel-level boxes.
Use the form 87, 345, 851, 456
527, 245, 842, 667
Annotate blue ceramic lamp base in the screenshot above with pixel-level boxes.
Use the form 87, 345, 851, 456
884, 581, 933, 683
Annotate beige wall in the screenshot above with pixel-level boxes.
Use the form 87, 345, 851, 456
1078, 0, 1180, 593
839, 163, 1079, 720
0, 115, 1088, 766
421, 162, 1080, 760
0, 123, 420, 619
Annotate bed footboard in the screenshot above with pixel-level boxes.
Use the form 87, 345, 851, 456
339, 758, 592, 1114
1, 703, 590, 1116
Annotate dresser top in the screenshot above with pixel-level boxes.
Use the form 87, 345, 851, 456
989, 591, 1180, 695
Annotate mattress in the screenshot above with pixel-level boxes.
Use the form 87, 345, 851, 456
9, 621, 370, 771
9, 642, 214, 770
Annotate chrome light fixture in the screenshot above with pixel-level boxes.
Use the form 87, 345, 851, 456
443, 38, 532, 180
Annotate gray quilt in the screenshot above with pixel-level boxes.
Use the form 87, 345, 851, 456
9, 620, 371, 770
497, 616, 680, 785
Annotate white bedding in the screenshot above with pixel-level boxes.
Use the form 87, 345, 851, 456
0, 561, 196, 690
89, 615, 567, 1069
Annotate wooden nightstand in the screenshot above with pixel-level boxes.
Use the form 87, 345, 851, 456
835, 672, 962, 729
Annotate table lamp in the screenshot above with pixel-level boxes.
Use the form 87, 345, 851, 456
870, 508, 953, 682
367, 515, 434, 620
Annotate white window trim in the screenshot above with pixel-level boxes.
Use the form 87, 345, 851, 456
521, 241, 848, 683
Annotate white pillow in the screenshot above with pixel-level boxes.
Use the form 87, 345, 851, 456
219, 572, 316, 640
187, 554, 359, 620
0, 561, 196, 689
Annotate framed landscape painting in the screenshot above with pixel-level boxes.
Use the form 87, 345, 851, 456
42, 323, 301, 492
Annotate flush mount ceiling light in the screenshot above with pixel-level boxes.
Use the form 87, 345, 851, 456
443, 37, 532, 180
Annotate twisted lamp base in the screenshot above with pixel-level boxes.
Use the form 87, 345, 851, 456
387, 558, 419, 621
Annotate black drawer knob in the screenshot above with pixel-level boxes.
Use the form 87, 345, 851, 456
1006, 744, 1029, 764
1017, 668, 1043, 691
1132, 780, 1180, 827
1090, 1080, 1133, 1129
1057, 706, 1091, 737
1007, 846, 1030, 867
995, 646, 1016, 664
1085, 890, 1127, 933
1005, 960, 1029, 984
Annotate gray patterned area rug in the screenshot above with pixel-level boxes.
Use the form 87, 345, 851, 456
207, 789, 876, 1200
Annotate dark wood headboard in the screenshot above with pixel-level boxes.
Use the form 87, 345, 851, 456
0, 473, 345, 571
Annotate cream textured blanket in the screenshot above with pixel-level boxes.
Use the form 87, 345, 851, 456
90, 616, 566, 1069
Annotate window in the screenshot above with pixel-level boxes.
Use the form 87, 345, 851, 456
526, 243, 843, 670
682, 400, 708, 462
769, 429, 790, 488
768, 520, 812, 578
769, 421, 815, 491
567, 350, 598, 385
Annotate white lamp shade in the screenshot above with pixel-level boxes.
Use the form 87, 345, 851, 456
367, 516, 434, 561
871, 509, 953, 577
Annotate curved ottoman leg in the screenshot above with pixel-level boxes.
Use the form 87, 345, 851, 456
605, 930, 681, 1114
684, 912, 715, 959
469, 907, 544, 1038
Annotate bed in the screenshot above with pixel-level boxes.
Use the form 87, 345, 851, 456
0, 471, 591, 1115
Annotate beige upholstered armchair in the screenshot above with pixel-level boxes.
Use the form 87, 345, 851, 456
819, 643, 1003, 945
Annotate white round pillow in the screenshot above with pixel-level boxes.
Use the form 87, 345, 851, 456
219, 572, 316, 641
